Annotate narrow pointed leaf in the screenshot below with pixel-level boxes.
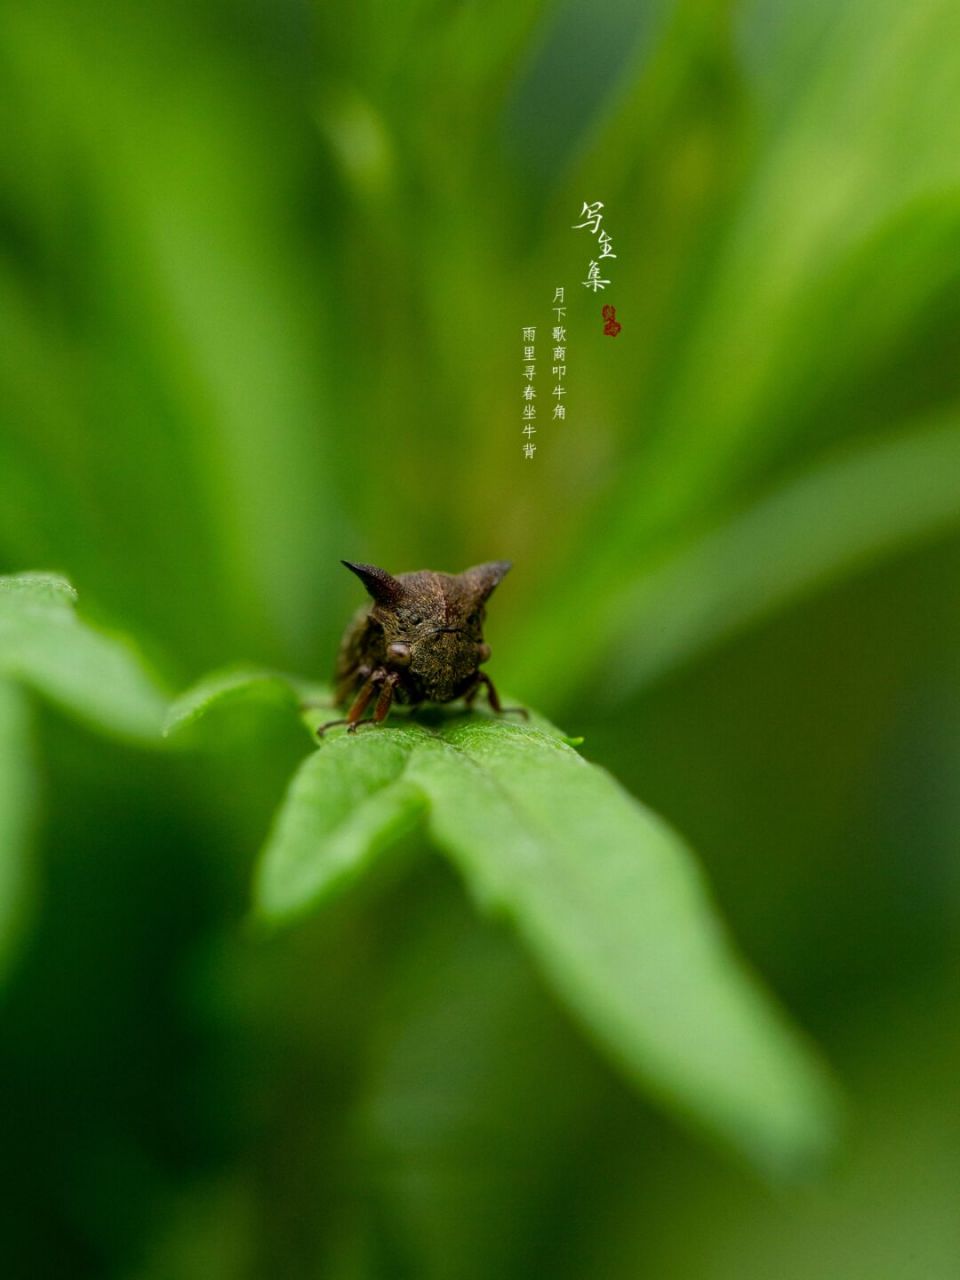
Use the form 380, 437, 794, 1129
508, 417, 960, 702
603, 417, 960, 698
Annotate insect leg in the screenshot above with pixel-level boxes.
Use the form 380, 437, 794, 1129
318, 669, 384, 735
362, 670, 399, 729
317, 718, 351, 733
332, 664, 372, 708
477, 672, 528, 719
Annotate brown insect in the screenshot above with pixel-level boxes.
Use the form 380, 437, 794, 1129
320, 560, 526, 734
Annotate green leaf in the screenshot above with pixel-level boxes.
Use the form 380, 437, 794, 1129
0, 678, 37, 986
253, 713, 840, 1174
162, 670, 335, 747
564, 417, 960, 703
165, 665, 305, 737
0, 572, 168, 743
255, 726, 428, 924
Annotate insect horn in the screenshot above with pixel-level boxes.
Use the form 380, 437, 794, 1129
341, 560, 405, 606
461, 560, 512, 601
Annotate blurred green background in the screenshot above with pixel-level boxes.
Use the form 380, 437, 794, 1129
1, 0, 959, 1275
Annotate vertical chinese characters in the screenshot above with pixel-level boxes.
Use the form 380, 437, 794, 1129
521, 286, 569, 460
521, 324, 536, 458
573, 200, 616, 293
552, 287, 567, 426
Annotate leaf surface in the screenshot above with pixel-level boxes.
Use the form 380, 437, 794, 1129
253, 713, 840, 1173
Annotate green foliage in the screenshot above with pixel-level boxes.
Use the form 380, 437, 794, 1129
186, 680, 835, 1175
549, 415, 960, 704
409, 719, 838, 1176
255, 729, 429, 924
162, 665, 317, 740
0, 679, 35, 985
0, 573, 167, 743
0, 612, 833, 1174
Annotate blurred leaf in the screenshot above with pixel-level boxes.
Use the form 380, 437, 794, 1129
163, 665, 327, 741
608, 416, 960, 696
502, 0, 669, 177
638, 0, 960, 508
414, 719, 840, 1175
0, 678, 36, 986
253, 713, 839, 1173
0, 572, 167, 743
598, 978, 960, 1280
255, 728, 428, 925
0, 5, 340, 667
519, 416, 960, 704
356, 890, 606, 1280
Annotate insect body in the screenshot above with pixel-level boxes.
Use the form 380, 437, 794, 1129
320, 559, 524, 734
